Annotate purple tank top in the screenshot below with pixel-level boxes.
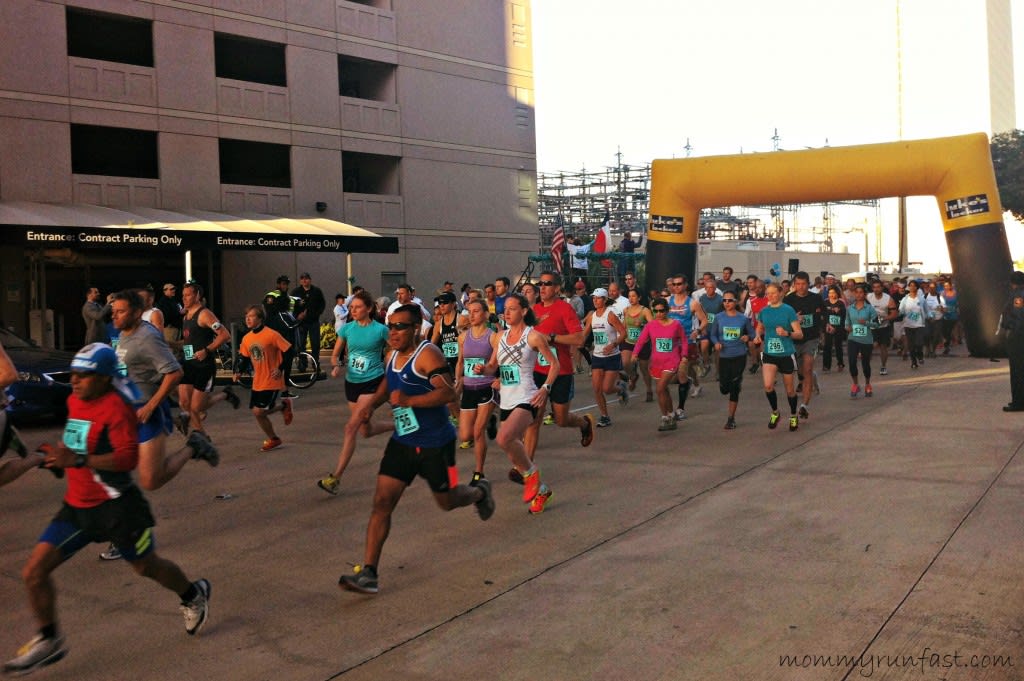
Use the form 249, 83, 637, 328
462, 327, 494, 389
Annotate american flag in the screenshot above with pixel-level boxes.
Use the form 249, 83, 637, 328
550, 215, 565, 273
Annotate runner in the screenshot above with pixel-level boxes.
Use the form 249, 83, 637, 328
709, 292, 754, 429
176, 282, 239, 437
631, 298, 688, 431
338, 304, 494, 594
754, 283, 804, 431
697, 276, 725, 378
846, 283, 877, 397
235, 304, 294, 452
4, 344, 209, 675
582, 288, 629, 428
666, 274, 706, 419
898, 280, 928, 370
454, 299, 498, 483
621, 288, 654, 402
479, 293, 557, 512
522, 272, 595, 476
430, 291, 462, 425
867, 279, 897, 375
319, 291, 392, 495
821, 285, 847, 373
783, 272, 824, 420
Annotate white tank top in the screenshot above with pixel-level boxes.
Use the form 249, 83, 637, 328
496, 325, 539, 409
590, 308, 620, 358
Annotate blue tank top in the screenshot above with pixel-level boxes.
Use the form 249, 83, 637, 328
386, 341, 455, 447
668, 294, 692, 330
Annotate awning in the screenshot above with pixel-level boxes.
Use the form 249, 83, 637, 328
0, 201, 399, 254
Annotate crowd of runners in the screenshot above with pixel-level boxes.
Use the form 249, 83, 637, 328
0, 266, 966, 674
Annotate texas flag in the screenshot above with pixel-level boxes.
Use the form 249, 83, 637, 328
592, 211, 612, 268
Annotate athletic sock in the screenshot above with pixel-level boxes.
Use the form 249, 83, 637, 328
766, 389, 778, 411
788, 394, 798, 414
678, 382, 690, 409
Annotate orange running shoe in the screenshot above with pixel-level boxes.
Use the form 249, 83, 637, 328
522, 469, 541, 503
260, 437, 283, 452
528, 484, 552, 514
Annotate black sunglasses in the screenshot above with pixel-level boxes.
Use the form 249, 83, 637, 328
387, 322, 416, 330
538, 281, 557, 287
653, 308, 668, 313
671, 281, 684, 286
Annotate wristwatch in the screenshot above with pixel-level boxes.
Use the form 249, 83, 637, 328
548, 333, 556, 345
73, 453, 87, 468
541, 383, 552, 393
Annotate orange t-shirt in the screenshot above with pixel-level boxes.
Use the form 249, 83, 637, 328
239, 326, 292, 391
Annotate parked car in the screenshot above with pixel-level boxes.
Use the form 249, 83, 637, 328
1, 327, 73, 425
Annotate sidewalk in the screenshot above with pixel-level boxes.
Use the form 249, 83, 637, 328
1, 353, 1020, 680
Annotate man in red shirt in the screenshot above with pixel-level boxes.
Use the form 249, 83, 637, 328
5, 344, 210, 675
746, 276, 769, 373
519, 271, 595, 480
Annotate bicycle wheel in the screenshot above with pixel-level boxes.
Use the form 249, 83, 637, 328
288, 351, 319, 389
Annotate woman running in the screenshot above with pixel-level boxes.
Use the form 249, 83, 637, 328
318, 291, 392, 495
845, 283, 877, 397
475, 293, 558, 514
632, 298, 688, 432
821, 284, 847, 372
582, 288, 629, 428
708, 292, 754, 429
455, 299, 498, 483
899, 280, 928, 369
754, 282, 804, 431
621, 288, 654, 401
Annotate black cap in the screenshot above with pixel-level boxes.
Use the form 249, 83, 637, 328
435, 292, 457, 304
299, 272, 311, 279
277, 275, 290, 284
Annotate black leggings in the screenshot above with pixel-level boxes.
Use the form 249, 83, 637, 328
904, 326, 926, 363
847, 341, 873, 381
717, 355, 747, 402
822, 331, 845, 369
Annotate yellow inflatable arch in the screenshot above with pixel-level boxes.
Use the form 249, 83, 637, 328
646, 133, 1010, 357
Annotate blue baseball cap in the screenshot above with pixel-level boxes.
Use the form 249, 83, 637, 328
70, 343, 120, 376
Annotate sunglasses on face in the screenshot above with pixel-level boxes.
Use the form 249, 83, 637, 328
538, 281, 556, 287
722, 299, 737, 303
387, 322, 416, 330
653, 308, 668, 313
671, 281, 684, 286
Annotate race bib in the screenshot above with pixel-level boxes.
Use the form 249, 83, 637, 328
851, 324, 868, 337
63, 418, 91, 455
499, 364, 521, 386
392, 407, 419, 436
723, 326, 740, 341
766, 338, 784, 354
463, 357, 484, 376
348, 354, 368, 372
706, 312, 716, 325
656, 337, 673, 353
593, 330, 608, 346
442, 341, 458, 358
183, 344, 195, 361
627, 326, 641, 342
537, 353, 550, 367
908, 311, 921, 322
114, 346, 128, 377
829, 314, 841, 326
801, 314, 815, 328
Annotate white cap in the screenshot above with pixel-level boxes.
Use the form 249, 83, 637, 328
591, 287, 609, 298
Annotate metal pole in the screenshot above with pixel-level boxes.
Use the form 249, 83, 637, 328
185, 250, 193, 283
346, 253, 353, 295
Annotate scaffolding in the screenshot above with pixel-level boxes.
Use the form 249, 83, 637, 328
537, 142, 883, 262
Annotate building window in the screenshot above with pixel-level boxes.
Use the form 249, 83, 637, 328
338, 56, 395, 101
219, 139, 291, 188
71, 125, 158, 178
215, 34, 286, 87
342, 153, 400, 194
66, 8, 153, 67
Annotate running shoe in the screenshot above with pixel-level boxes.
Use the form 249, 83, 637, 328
865, 384, 873, 398
911, 361, 919, 369
474, 478, 495, 521
317, 474, 340, 496
339, 565, 379, 594
689, 384, 703, 398
508, 467, 524, 484
673, 408, 686, 421
181, 578, 211, 636
879, 366, 888, 376
768, 412, 780, 429
528, 484, 552, 514
542, 414, 555, 425
175, 412, 190, 436
187, 430, 220, 467
260, 437, 283, 452
522, 469, 542, 503
798, 404, 809, 420
618, 380, 629, 406
850, 384, 860, 398
943, 346, 951, 356
838, 363, 845, 370
645, 391, 654, 403
658, 415, 673, 431
486, 413, 498, 439
748, 362, 759, 374
99, 542, 122, 561
724, 416, 736, 430
459, 439, 474, 449
2, 634, 67, 675
788, 415, 799, 431
470, 471, 484, 486
222, 386, 240, 409
596, 415, 612, 428
282, 398, 294, 426
580, 413, 596, 447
